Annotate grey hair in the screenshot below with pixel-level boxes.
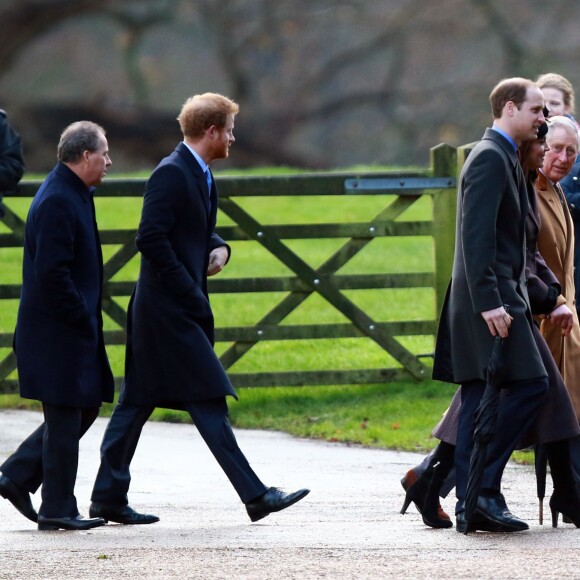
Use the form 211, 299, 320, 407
57, 121, 106, 163
547, 115, 580, 149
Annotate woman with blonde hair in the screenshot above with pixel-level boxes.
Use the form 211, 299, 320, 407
536, 73, 579, 126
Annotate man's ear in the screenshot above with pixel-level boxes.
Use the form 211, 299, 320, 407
504, 101, 513, 117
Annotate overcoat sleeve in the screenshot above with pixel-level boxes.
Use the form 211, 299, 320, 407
209, 232, 231, 263
526, 249, 560, 315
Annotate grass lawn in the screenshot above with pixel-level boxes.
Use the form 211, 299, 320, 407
0, 380, 458, 453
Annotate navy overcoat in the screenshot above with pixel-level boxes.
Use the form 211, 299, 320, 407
119, 143, 236, 408
15, 163, 114, 407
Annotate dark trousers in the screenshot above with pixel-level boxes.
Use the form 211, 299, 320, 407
455, 377, 548, 513
91, 399, 268, 506
0, 404, 99, 517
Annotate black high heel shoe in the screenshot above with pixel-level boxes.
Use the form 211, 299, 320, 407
400, 462, 453, 529
549, 490, 580, 528
400, 467, 450, 522
544, 440, 580, 528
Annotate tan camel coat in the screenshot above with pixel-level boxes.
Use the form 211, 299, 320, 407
535, 171, 580, 419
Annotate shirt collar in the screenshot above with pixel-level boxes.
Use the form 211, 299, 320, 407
491, 125, 518, 152
182, 141, 209, 174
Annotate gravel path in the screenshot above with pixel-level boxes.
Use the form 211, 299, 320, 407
0, 410, 578, 579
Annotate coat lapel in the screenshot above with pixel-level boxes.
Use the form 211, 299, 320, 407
483, 129, 529, 237
527, 182, 541, 234
175, 143, 212, 216
524, 180, 543, 253
536, 172, 568, 234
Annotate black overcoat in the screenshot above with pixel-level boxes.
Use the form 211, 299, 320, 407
119, 143, 236, 408
0, 109, 24, 191
15, 163, 114, 407
432, 129, 546, 385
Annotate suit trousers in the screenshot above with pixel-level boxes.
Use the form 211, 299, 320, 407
91, 398, 268, 506
455, 376, 548, 513
0, 404, 99, 517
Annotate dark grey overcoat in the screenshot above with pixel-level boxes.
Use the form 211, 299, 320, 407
433, 178, 580, 445
432, 129, 546, 385
15, 163, 114, 407
119, 143, 236, 409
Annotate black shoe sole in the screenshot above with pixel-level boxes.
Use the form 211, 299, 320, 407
38, 519, 106, 531
89, 505, 160, 525
89, 514, 159, 525
457, 514, 528, 533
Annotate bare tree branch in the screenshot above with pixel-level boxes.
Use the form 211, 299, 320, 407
469, 0, 529, 72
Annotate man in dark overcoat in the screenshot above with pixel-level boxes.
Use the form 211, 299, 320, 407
89, 93, 309, 525
0, 121, 114, 531
433, 78, 550, 533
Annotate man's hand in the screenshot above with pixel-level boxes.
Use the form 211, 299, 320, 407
481, 306, 513, 338
207, 246, 229, 277
548, 304, 574, 336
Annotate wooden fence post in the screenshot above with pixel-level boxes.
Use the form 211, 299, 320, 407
457, 142, 476, 172
430, 143, 457, 319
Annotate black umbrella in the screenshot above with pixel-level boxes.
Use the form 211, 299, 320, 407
464, 334, 505, 534
534, 443, 548, 525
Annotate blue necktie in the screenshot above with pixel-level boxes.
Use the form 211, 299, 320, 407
205, 168, 212, 196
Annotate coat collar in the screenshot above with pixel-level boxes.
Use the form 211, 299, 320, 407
175, 142, 205, 177
54, 162, 94, 201
481, 128, 520, 167
535, 170, 550, 192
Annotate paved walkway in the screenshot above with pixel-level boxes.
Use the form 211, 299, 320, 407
0, 410, 578, 579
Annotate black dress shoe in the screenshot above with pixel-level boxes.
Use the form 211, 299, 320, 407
477, 494, 528, 531
38, 515, 106, 531
0, 474, 38, 523
457, 494, 528, 533
246, 487, 310, 522
456, 511, 515, 533
89, 503, 159, 525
